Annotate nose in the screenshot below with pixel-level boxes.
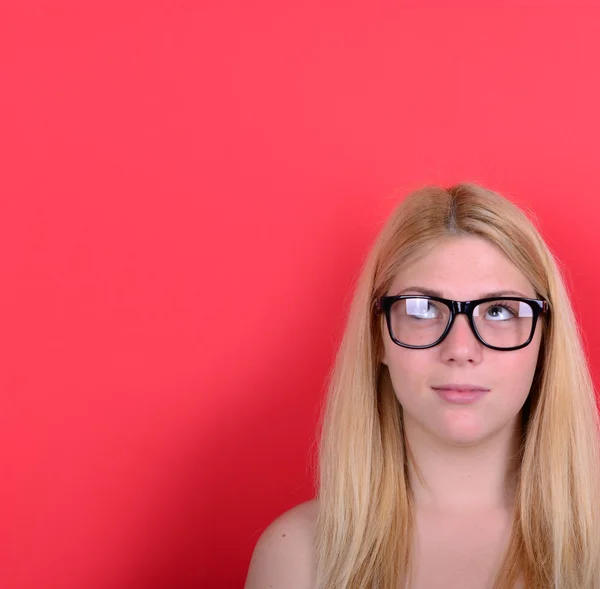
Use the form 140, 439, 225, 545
438, 313, 483, 364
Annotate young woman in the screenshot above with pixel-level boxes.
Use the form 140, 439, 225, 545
244, 183, 600, 589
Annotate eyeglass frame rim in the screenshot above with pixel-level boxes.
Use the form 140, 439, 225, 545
374, 294, 550, 351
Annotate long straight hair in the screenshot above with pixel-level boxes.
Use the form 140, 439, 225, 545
314, 183, 600, 588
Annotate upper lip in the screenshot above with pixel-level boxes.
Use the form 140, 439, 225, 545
431, 383, 490, 391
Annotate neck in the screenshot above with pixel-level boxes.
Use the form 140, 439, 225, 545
404, 413, 522, 514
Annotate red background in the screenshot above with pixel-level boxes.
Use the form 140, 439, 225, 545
1, 1, 599, 588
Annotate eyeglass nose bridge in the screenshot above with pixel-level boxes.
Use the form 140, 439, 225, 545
451, 300, 471, 315
443, 301, 480, 346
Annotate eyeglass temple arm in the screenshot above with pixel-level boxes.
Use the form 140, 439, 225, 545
374, 297, 383, 315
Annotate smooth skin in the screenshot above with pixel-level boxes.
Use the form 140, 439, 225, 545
243, 498, 318, 589
245, 236, 539, 589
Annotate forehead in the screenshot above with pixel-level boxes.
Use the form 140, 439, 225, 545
388, 236, 536, 299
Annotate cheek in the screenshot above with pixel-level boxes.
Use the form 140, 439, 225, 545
384, 348, 436, 402
497, 347, 540, 400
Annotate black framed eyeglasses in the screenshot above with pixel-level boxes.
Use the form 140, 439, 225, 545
375, 295, 550, 351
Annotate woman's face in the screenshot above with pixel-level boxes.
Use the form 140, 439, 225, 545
381, 235, 543, 446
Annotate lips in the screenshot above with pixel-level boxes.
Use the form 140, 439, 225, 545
431, 384, 490, 392
431, 384, 490, 404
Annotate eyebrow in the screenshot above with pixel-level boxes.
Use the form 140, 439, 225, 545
395, 286, 533, 299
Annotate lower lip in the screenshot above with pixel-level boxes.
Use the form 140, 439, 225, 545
432, 388, 490, 404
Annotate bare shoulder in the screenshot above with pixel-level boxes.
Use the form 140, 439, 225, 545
244, 498, 320, 589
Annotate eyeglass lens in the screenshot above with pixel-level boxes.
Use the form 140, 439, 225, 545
388, 298, 535, 348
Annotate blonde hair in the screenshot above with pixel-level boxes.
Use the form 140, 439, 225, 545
314, 183, 600, 588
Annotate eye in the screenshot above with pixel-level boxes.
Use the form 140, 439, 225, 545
484, 304, 516, 321
405, 298, 440, 319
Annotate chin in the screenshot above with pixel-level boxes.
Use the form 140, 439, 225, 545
441, 431, 489, 448
435, 413, 490, 446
